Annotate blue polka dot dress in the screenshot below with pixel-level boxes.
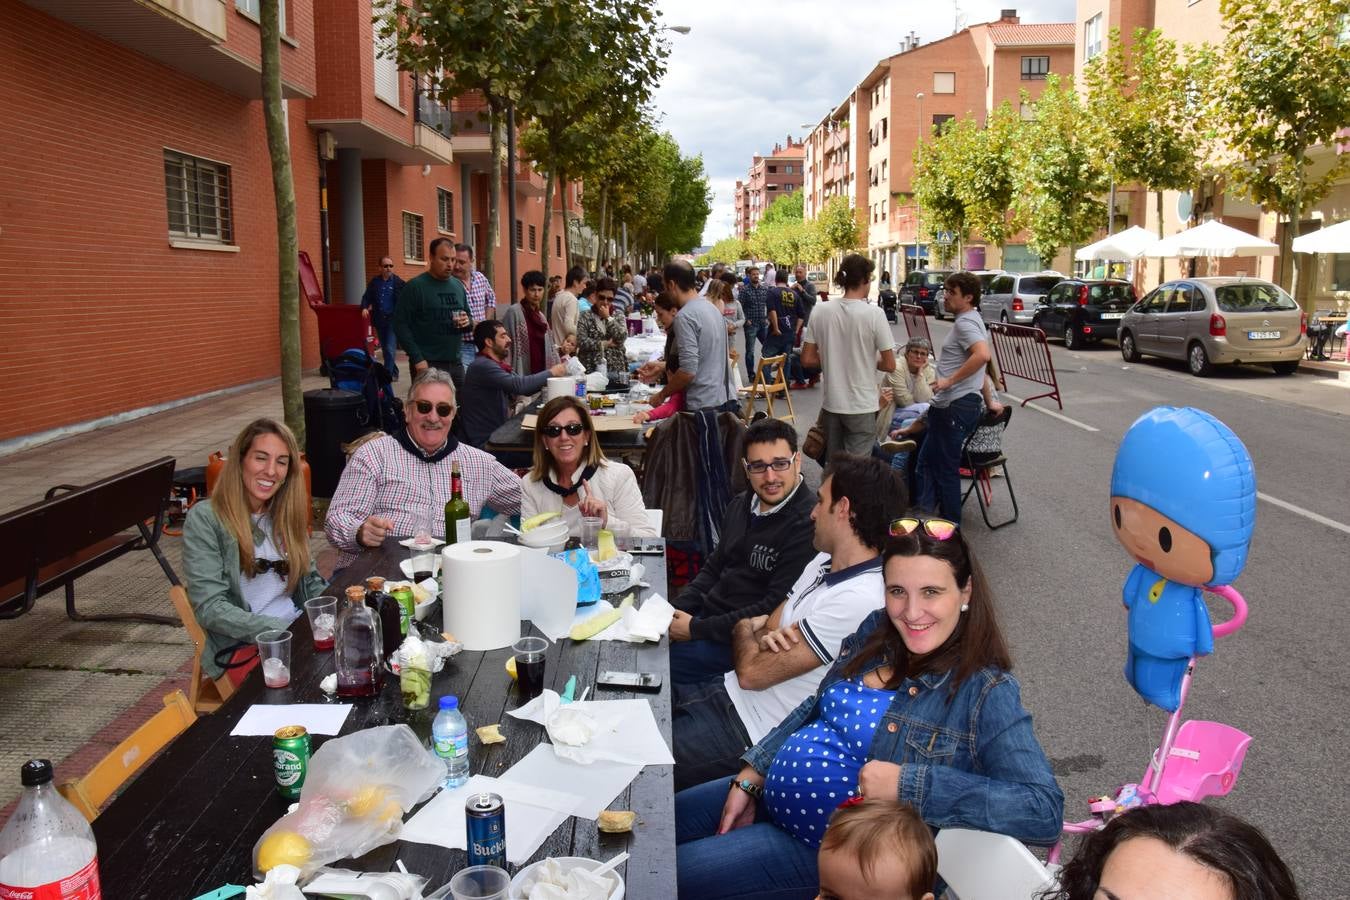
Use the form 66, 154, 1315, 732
763, 678, 894, 847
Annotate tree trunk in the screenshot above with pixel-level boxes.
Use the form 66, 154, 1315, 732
260, 0, 304, 443
1287, 152, 1305, 296
1156, 190, 1165, 284
485, 101, 503, 288
559, 164, 572, 268
540, 165, 556, 283
594, 187, 608, 273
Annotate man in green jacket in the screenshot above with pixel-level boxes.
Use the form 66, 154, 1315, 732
394, 237, 473, 391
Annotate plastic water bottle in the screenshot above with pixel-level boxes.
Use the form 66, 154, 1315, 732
432, 695, 470, 788
0, 759, 102, 899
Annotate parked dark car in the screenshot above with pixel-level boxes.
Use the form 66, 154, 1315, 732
1032, 279, 1138, 350
900, 269, 952, 316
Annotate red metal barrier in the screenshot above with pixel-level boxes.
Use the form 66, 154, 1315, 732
988, 322, 1063, 410
900, 304, 932, 346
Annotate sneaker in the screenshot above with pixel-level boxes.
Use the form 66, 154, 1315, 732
789, 381, 808, 390
880, 440, 916, 455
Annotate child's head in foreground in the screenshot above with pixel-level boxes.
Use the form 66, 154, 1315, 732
816, 798, 936, 900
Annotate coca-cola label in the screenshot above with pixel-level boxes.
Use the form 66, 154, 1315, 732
0, 855, 101, 900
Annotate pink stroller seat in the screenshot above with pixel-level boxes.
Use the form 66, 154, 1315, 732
1143, 719, 1252, 805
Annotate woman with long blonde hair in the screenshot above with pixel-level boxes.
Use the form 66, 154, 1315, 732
183, 418, 327, 686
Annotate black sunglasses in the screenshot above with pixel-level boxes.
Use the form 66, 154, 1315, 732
542, 422, 586, 438
381, 263, 395, 268
414, 400, 454, 417
252, 558, 290, 577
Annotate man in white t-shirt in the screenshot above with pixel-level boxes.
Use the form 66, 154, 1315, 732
800, 253, 896, 459
671, 453, 905, 790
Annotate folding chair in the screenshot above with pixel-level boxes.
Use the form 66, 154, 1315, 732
169, 586, 237, 714
58, 691, 196, 821
960, 406, 1019, 529
738, 354, 795, 425
936, 828, 1055, 900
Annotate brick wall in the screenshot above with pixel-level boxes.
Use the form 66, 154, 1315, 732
220, 0, 317, 95
0, 0, 321, 443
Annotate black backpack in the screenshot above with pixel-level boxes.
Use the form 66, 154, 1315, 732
327, 348, 405, 433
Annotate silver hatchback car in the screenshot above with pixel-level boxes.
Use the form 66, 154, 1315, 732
978, 273, 1063, 325
1117, 277, 1306, 376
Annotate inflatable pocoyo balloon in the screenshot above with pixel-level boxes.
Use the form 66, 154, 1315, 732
1109, 407, 1255, 711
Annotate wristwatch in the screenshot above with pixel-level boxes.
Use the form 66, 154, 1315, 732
730, 777, 764, 799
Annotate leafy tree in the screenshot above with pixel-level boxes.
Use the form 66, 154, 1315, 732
956, 103, 1025, 252
758, 191, 804, 227
816, 195, 864, 255
1215, 0, 1350, 289
911, 119, 968, 254
705, 236, 750, 264
1016, 76, 1108, 263
260, 0, 303, 440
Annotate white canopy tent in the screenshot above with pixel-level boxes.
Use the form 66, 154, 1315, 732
1292, 219, 1350, 254
1074, 226, 1159, 261
1143, 219, 1278, 258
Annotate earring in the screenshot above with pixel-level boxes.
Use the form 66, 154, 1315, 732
960, 603, 970, 612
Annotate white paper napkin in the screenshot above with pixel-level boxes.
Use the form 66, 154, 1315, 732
581, 592, 673, 643
400, 774, 581, 864
230, 704, 352, 737
499, 745, 642, 820
508, 691, 674, 767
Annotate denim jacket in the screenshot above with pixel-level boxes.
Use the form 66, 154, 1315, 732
742, 609, 1065, 845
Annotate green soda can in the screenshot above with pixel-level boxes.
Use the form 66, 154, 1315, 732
272, 725, 310, 800
391, 585, 416, 636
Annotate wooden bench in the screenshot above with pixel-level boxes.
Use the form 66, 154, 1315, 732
0, 457, 181, 624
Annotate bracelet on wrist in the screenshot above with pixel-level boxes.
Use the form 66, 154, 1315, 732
730, 777, 764, 799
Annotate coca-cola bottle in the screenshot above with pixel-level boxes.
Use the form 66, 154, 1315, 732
335, 585, 384, 698
0, 759, 102, 899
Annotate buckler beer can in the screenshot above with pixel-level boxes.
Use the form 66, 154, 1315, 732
465, 791, 506, 868
272, 725, 310, 800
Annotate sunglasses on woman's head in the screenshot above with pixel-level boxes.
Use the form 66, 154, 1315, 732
542, 422, 586, 438
252, 558, 290, 577
414, 400, 454, 417
889, 516, 959, 540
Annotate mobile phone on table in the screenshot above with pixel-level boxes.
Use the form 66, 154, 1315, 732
596, 670, 663, 693
627, 538, 664, 555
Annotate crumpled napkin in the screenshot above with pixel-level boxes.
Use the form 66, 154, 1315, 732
245, 864, 305, 900
508, 691, 625, 764
587, 593, 673, 643
518, 859, 614, 900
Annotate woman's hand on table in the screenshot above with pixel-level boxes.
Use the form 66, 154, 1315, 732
718, 767, 765, 835
857, 760, 902, 802
357, 515, 395, 547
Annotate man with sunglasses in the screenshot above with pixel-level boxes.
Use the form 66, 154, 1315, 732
672, 453, 903, 790
669, 418, 817, 687
325, 368, 522, 568
360, 256, 404, 380
459, 320, 568, 450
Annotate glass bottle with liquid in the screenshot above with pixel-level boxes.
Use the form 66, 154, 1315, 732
335, 585, 383, 698
444, 461, 471, 544
365, 577, 402, 661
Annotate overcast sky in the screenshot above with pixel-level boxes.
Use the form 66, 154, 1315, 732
652, 0, 1078, 246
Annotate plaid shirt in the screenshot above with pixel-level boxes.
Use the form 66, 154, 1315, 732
462, 269, 497, 330
738, 282, 774, 324
324, 434, 522, 568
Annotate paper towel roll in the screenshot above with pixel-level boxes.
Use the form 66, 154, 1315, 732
441, 541, 521, 651
545, 377, 575, 402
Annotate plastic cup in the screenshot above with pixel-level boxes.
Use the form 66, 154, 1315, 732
407, 538, 440, 584
303, 596, 338, 651
512, 636, 548, 702
449, 865, 510, 900
580, 516, 603, 552
256, 630, 292, 688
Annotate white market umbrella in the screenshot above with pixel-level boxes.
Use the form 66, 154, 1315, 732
1143, 219, 1278, 258
1074, 226, 1159, 261
1292, 219, 1350, 254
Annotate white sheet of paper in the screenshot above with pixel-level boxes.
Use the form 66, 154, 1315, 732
519, 547, 580, 641
400, 774, 581, 864
499, 745, 642, 820
509, 692, 674, 767
229, 703, 352, 737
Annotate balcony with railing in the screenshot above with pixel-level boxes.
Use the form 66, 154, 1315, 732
413, 81, 453, 163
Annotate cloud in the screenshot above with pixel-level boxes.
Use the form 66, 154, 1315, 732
654, 0, 1078, 244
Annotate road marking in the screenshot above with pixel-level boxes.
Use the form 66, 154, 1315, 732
1257, 492, 1350, 536
1001, 392, 1100, 432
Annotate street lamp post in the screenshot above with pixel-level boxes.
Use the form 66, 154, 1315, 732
914, 92, 924, 273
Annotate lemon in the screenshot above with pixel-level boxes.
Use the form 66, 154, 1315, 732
505, 655, 517, 680
346, 785, 388, 817
257, 830, 312, 872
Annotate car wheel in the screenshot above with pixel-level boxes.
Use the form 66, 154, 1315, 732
1271, 360, 1299, 376
1064, 325, 1081, 351
1120, 331, 1141, 362
1187, 342, 1213, 377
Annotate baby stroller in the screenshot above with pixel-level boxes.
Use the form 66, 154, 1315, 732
328, 348, 404, 433
879, 286, 899, 322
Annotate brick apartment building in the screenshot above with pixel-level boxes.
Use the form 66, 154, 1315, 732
804, 10, 1073, 281
734, 137, 805, 240
1, 0, 580, 448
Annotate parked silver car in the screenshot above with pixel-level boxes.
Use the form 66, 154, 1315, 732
978, 273, 1063, 325
1117, 277, 1306, 376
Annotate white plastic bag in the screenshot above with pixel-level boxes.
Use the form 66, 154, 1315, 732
252, 725, 446, 880
563, 356, 587, 378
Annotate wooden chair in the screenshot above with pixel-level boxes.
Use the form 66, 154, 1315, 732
738, 353, 795, 425
58, 691, 196, 821
169, 586, 236, 713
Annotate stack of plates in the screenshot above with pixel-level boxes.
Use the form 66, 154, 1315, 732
518, 520, 569, 554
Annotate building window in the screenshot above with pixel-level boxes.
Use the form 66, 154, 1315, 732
556, 234, 563, 258
1084, 13, 1103, 60
437, 188, 454, 233
785, 164, 794, 174
933, 72, 955, 94
1020, 101, 1035, 120
528, 224, 537, 252
164, 150, 234, 244
881, 160, 888, 180
402, 212, 424, 261
374, 25, 401, 106
767, 164, 778, 173
1021, 55, 1050, 79
932, 114, 955, 132
786, 184, 794, 192
235, 0, 285, 24
515, 219, 523, 250
881, 118, 888, 139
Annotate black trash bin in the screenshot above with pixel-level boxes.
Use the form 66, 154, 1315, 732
304, 389, 365, 498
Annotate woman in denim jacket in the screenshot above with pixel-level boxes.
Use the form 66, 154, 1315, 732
675, 516, 1064, 899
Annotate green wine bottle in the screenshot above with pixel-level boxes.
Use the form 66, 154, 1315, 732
445, 460, 471, 544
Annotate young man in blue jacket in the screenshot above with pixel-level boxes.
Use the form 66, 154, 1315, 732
458, 320, 567, 450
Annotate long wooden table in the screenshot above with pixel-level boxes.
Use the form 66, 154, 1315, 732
92, 539, 673, 898
485, 397, 649, 460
